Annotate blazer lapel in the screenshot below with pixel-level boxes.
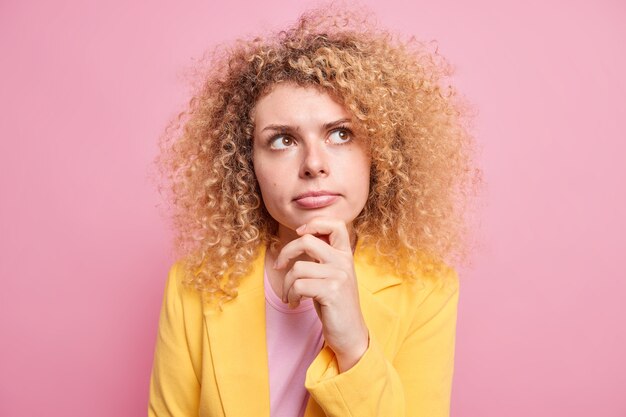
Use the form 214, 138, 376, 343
352, 241, 408, 355
204, 245, 270, 417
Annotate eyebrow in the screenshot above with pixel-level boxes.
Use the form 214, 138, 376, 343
260, 118, 352, 133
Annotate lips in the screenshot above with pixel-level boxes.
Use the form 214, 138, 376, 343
293, 190, 340, 209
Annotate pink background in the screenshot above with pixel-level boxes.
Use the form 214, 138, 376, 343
1, 0, 625, 416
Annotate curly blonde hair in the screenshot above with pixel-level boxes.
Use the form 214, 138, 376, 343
155, 6, 480, 307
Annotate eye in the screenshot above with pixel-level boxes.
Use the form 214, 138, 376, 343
269, 135, 295, 150
328, 128, 352, 144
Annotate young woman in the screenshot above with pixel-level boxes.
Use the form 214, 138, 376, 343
149, 6, 478, 417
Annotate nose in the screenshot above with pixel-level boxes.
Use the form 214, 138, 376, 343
299, 142, 329, 178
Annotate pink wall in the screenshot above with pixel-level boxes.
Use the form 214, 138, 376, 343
1, 1, 624, 416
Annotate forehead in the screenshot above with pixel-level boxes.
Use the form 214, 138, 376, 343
251, 83, 351, 129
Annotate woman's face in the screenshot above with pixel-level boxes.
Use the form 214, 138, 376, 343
252, 83, 371, 238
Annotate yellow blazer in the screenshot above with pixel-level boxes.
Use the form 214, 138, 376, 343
148, 243, 459, 417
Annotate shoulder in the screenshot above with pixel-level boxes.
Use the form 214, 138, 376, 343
354, 247, 458, 298
161, 259, 205, 313
408, 263, 459, 328
163, 260, 187, 297
355, 250, 459, 325
414, 262, 460, 303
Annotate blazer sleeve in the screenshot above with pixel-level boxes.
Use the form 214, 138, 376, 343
304, 268, 460, 417
148, 262, 203, 417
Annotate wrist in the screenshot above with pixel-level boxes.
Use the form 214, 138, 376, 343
335, 330, 370, 373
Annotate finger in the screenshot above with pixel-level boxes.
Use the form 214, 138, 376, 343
274, 234, 333, 269
282, 261, 337, 303
285, 278, 329, 307
295, 217, 352, 252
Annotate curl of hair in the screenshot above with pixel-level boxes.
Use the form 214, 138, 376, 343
155, 5, 481, 308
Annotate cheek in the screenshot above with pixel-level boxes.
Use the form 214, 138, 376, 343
358, 168, 371, 202
255, 168, 279, 193
253, 154, 270, 189
254, 167, 283, 211
254, 153, 293, 192
349, 154, 372, 196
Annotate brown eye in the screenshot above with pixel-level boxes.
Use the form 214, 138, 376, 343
269, 135, 295, 149
328, 128, 352, 144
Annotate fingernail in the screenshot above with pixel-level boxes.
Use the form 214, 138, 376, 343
296, 224, 306, 233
